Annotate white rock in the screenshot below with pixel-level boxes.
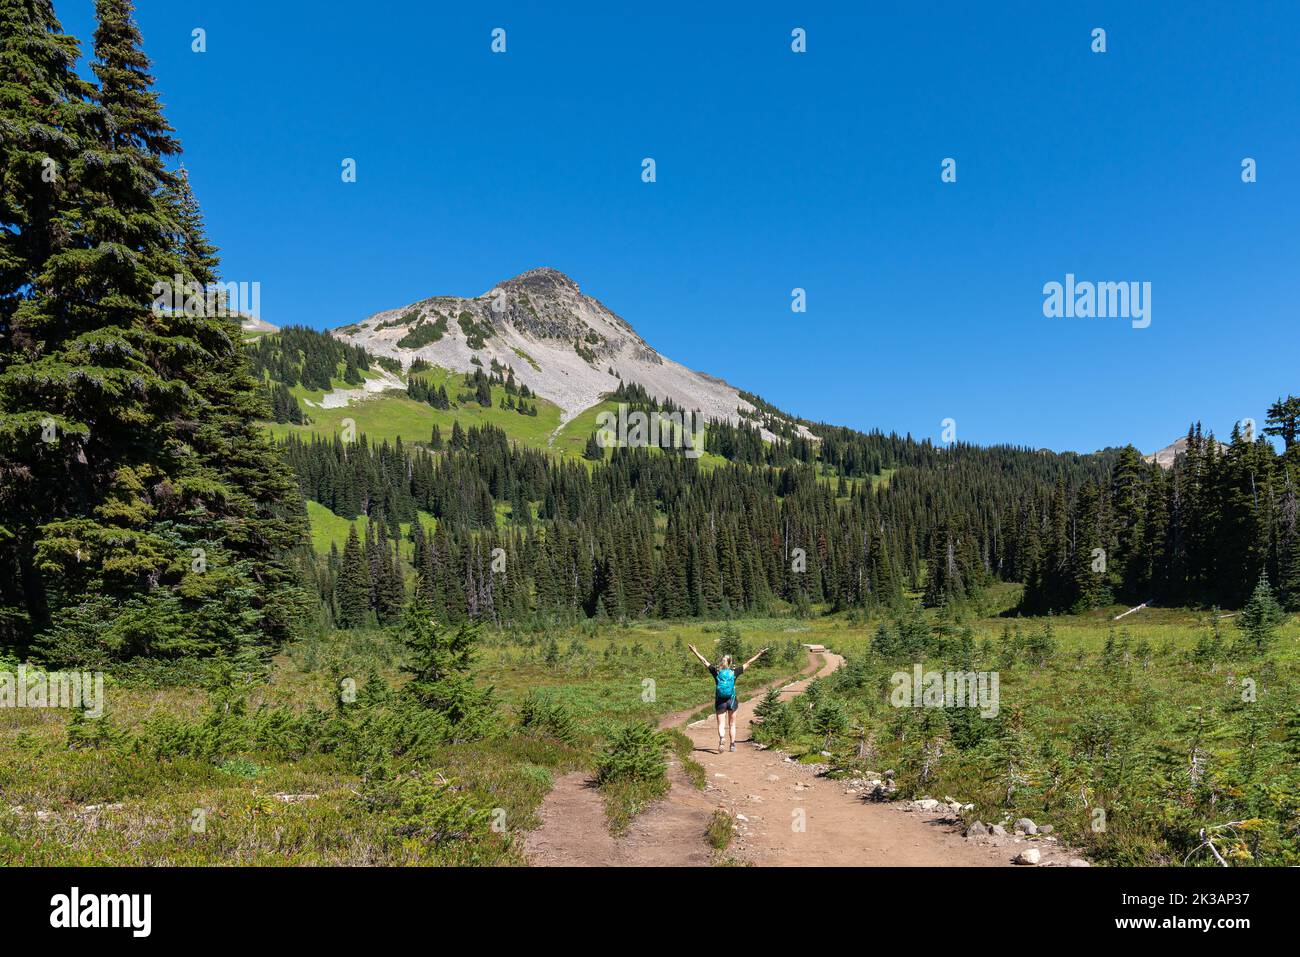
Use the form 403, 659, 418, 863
1014, 848, 1042, 865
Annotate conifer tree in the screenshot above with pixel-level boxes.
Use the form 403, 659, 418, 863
401, 589, 494, 732
166, 167, 219, 285
0, 0, 98, 643
336, 526, 372, 628
1264, 396, 1300, 454
1, 0, 306, 657
1238, 574, 1284, 654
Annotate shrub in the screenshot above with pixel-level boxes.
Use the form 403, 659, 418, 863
706, 809, 734, 851
717, 623, 746, 663
594, 722, 666, 786
396, 314, 448, 349
517, 690, 578, 744
751, 700, 802, 745
811, 697, 849, 747
1239, 575, 1285, 654
753, 686, 782, 721
359, 768, 493, 847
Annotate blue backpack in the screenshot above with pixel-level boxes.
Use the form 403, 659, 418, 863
715, 668, 736, 697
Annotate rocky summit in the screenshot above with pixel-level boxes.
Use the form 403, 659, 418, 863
332, 267, 803, 438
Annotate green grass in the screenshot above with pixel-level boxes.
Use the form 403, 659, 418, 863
269, 375, 562, 450
550, 399, 731, 467
304, 500, 435, 558
551, 400, 617, 459
5, 602, 1295, 864
599, 775, 669, 836
754, 597, 1300, 867
706, 809, 734, 851
0, 616, 809, 863
512, 347, 541, 372
668, 728, 707, 789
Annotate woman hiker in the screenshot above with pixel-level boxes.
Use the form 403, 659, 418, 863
688, 644, 769, 753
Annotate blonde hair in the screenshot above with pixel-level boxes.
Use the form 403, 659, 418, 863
719, 654, 734, 668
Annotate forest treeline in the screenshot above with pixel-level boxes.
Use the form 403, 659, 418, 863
1020, 417, 1300, 613
280, 395, 1300, 634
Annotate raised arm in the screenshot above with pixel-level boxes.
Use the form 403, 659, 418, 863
743, 648, 769, 670
687, 644, 712, 669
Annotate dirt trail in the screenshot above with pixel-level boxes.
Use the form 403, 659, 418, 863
524, 652, 1016, 867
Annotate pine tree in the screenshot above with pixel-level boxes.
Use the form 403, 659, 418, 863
1071, 481, 1109, 609
0, 0, 98, 644
0, 0, 94, 338
1238, 574, 1284, 654
343, 351, 361, 385
1110, 445, 1147, 599
1276, 470, 1300, 610
400, 590, 494, 732
1264, 396, 1300, 453
376, 538, 406, 623
1, 0, 307, 658
166, 167, 219, 285
336, 526, 372, 628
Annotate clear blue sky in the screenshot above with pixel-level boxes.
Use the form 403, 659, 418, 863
56, 1, 1299, 454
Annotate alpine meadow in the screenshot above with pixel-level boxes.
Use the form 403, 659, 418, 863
1, 0, 1298, 932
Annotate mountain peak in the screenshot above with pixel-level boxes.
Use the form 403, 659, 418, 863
335, 268, 811, 445
495, 267, 580, 296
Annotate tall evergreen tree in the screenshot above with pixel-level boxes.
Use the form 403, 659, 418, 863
1, 0, 306, 659
1264, 395, 1300, 454
401, 589, 494, 734
335, 526, 371, 629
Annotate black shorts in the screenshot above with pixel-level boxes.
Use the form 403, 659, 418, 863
715, 695, 738, 713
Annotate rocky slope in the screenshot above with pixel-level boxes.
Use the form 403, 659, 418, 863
1143, 435, 1227, 469
331, 267, 801, 437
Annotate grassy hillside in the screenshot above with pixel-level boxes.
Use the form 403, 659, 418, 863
551, 399, 618, 458
268, 369, 564, 451
305, 500, 436, 558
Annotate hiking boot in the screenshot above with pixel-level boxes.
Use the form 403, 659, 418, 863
729, 742, 737, 752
